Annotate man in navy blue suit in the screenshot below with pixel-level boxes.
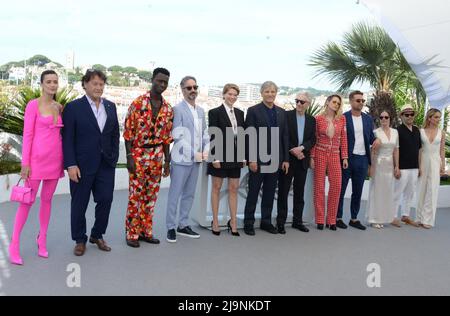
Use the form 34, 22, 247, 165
337, 91, 379, 231
243, 81, 290, 236
63, 69, 120, 256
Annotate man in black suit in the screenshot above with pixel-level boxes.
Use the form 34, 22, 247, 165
243, 81, 289, 236
276, 92, 316, 234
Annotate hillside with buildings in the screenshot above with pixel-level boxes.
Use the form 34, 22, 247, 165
0, 54, 153, 89
0, 54, 345, 110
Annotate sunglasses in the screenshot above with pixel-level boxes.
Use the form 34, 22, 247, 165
403, 113, 415, 118
355, 99, 366, 104
183, 85, 199, 91
379, 116, 390, 120
295, 99, 307, 105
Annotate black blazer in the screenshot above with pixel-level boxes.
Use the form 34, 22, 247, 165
62, 96, 120, 175
208, 104, 245, 169
244, 102, 289, 167
286, 110, 316, 170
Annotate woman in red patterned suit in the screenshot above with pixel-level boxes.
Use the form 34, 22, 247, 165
310, 95, 349, 231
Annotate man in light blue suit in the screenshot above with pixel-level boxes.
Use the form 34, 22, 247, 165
165, 76, 210, 243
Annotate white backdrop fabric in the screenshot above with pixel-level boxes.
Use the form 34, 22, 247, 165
361, 0, 450, 110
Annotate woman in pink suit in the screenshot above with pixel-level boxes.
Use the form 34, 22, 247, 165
9, 70, 64, 265
310, 95, 349, 231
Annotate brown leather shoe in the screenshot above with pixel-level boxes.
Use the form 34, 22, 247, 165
74, 243, 86, 256
89, 237, 111, 252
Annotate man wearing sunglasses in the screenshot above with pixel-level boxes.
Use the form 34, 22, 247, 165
165, 76, 210, 243
276, 92, 316, 234
392, 104, 422, 227
337, 91, 378, 231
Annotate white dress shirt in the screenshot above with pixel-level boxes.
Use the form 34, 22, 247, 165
224, 103, 238, 135
86, 95, 107, 133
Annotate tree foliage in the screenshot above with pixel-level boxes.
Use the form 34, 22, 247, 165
310, 22, 427, 126
137, 70, 152, 82
108, 65, 123, 72
92, 64, 107, 72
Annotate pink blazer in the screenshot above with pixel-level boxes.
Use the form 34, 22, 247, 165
22, 99, 64, 180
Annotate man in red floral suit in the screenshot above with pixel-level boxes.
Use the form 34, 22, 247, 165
123, 68, 173, 248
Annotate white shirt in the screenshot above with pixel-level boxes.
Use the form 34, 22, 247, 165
352, 115, 366, 155
224, 103, 238, 134
86, 95, 107, 132
186, 100, 202, 153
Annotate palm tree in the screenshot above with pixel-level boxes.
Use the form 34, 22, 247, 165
310, 22, 426, 126
285, 98, 323, 117
305, 99, 324, 117
0, 87, 78, 135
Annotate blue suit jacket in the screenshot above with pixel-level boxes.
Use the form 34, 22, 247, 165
344, 111, 375, 165
62, 96, 120, 175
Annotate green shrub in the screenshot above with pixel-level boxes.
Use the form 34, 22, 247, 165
0, 160, 21, 175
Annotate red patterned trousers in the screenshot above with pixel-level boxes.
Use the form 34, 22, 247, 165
313, 151, 343, 225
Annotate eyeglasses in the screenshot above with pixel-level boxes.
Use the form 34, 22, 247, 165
295, 99, 308, 105
403, 113, 415, 118
355, 99, 366, 104
379, 116, 390, 120
183, 85, 199, 91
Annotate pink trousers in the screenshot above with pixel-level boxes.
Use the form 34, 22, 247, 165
11, 179, 59, 245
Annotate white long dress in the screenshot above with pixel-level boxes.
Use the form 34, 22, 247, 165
366, 128, 399, 224
416, 129, 442, 227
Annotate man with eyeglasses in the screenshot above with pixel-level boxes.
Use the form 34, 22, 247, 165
392, 104, 422, 227
165, 76, 210, 243
337, 91, 378, 231
276, 92, 316, 234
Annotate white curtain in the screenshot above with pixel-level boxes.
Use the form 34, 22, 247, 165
361, 0, 450, 111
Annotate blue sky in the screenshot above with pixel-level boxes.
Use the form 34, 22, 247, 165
0, 0, 375, 89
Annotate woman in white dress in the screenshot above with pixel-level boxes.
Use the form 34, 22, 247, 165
416, 109, 446, 229
366, 111, 400, 229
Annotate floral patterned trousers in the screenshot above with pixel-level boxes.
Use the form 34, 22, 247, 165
126, 151, 163, 241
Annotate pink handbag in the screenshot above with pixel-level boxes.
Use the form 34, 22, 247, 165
10, 179, 34, 204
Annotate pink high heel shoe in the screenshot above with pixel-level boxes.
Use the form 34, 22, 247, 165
9, 243, 24, 266
36, 235, 49, 258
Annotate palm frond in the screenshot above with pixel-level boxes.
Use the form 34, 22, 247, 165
306, 99, 324, 117
310, 43, 362, 92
